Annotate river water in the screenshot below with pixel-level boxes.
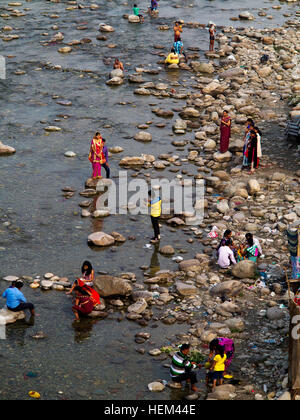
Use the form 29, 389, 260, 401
0, 0, 298, 400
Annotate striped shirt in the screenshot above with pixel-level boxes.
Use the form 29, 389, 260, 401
170, 351, 192, 377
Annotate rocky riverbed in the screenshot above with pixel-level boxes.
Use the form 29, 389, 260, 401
0, 0, 299, 401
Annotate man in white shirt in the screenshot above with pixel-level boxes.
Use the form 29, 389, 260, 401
217, 245, 237, 269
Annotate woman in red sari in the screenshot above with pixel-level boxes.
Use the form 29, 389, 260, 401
219, 110, 231, 153
67, 278, 101, 307
89, 132, 106, 180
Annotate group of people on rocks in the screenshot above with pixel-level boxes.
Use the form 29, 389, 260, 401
1, 261, 101, 323
217, 229, 262, 269
220, 112, 262, 174
170, 337, 235, 393
132, 0, 159, 21
165, 21, 186, 66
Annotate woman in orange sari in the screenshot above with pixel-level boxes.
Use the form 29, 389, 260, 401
89, 132, 106, 179
219, 110, 231, 153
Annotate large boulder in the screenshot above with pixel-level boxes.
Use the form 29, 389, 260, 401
213, 151, 232, 163
176, 282, 198, 296
134, 132, 152, 142
127, 298, 147, 314
0, 308, 25, 324
128, 14, 140, 23
106, 77, 123, 86
266, 307, 286, 321
191, 61, 214, 74
94, 275, 133, 297
247, 179, 260, 195
109, 69, 124, 79
88, 232, 115, 247
202, 80, 228, 95
210, 280, 243, 297
231, 260, 256, 279
178, 259, 202, 272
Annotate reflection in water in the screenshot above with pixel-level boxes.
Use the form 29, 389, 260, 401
149, 242, 160, 276
5, 317, 35, 347
72, 318, 98, 344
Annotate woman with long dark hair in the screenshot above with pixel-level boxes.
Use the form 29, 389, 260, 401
72, 286, 95, 322
81, 260, 95, 286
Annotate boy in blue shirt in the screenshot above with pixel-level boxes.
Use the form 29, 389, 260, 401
2, 281, 35, 316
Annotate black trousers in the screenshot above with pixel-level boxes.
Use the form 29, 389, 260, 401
8, 303, 34, 312
102, 163, 110, 178
151, 216, 160, 239
173, 371, 198, 385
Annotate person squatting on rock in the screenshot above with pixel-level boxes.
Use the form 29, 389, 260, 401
170, 343, 199, 392
2, 281, 35, 316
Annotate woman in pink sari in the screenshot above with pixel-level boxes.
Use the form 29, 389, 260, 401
219, 110, 231, 153
89, 132, 106, 179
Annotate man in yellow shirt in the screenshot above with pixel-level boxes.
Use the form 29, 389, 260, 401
148, 190, 161, 243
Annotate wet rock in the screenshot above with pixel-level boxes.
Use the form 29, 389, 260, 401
58, 46, 72, 54
191, 61, 214, 73
127, 298, 147, 314
106, 77, 123, 86
128, 14, 140, 23
99, 24, 115, 32
0, 142, 16, 155
134, 132, 152, 142
3, 276, 19, 282
44, 126, 62, 132
239, 11, 255, 20
148, 382, 165, 392
93, 209, 110, 218
159, 245, 175, 255
88, 232, 115, 247
110, 232, 126, 242
173, 119, 187, 134
178, 259, 201, 272
94, 275, 132, 297
119, 156, 145, 167
0, 308, 25, 324
109, 69, 124, 79
213, 151, 232, 163
64, 151, 76, 158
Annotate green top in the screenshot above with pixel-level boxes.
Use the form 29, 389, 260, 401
133, 6, 140, 15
